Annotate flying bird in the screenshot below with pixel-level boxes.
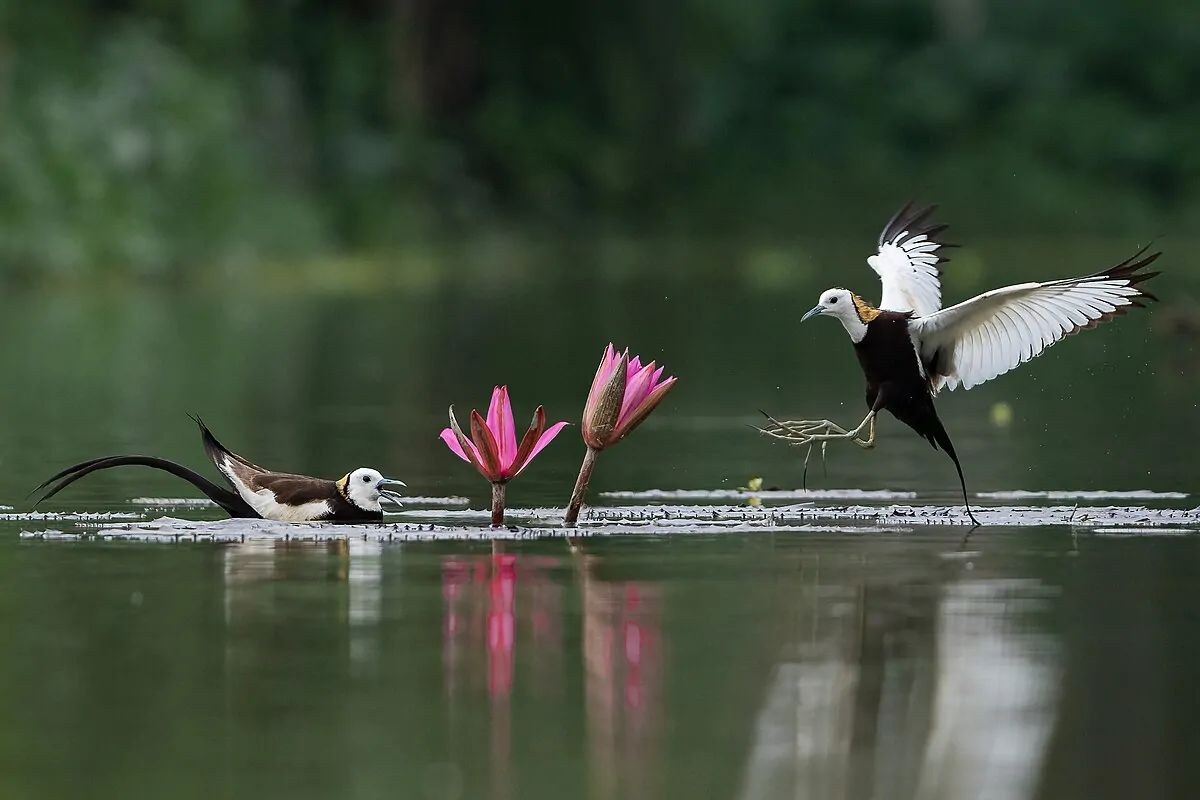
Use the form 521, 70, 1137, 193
761, 201, 1161, 524
31, 416, 407, 523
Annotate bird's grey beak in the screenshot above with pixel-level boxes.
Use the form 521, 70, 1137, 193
801, 305, 825, 322
378, 478, 406, 509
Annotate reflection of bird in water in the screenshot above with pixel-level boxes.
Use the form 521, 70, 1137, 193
761, 202, 1161, 524
739, 569, 1059, 800
31, 415, 406, 522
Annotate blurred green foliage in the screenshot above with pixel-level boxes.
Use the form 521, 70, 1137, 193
0, 0, 1197, 280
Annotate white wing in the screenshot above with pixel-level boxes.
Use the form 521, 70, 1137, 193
911, 249, 1160, 393
867, 201, 954, 317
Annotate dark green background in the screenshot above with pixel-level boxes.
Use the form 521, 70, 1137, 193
0, 0, 1197, 280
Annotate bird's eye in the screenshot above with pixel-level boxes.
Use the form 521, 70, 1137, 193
362, 475, 371, 483
829, 297, 838, 304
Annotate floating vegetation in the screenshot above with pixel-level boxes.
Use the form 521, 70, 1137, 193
975, 490, 1187, 501
1090, 528, 1200, 536
129, 495, 470, 508
130, 498, 220, 508
3, 511, 142, 522
392, 496, 470, 506
14, 502, 1200, 543
599, 488, 916, 501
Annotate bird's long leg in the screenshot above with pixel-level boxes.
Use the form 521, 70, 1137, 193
757, 411, 877, 450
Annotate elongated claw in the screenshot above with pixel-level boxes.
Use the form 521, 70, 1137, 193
755, 410, 877, 450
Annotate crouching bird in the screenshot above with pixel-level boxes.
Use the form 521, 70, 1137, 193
31, 416, 407, 523
761, 201, 1161, 525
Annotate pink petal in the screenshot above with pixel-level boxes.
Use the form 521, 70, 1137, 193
512, 421, 569, 477
650, 365, 666, 390
627, 355, 642, 376
612, 376, 677, 441
585, 344, 618, 414
486, 385, 518, 470
439, 428, 480, 463
618, 360, 656, 429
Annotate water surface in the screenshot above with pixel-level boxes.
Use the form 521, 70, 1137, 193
1, 241, 1198, 798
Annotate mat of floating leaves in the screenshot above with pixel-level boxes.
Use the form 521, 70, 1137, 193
599, 488, 916, 501
13, 497, 1200, 542
128, 495, 471, 509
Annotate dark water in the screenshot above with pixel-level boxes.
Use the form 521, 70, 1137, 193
1, 241, 1199, 798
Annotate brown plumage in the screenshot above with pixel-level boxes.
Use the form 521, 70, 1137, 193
32, 416, 406, 523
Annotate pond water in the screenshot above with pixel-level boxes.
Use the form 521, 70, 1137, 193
1, 239, 1199, 799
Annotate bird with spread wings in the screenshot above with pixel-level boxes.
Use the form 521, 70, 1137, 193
759, 201, 1160, 516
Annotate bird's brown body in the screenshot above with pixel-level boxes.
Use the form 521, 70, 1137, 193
32, 417, 403, 523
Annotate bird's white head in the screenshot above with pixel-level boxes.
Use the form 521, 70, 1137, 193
801, 287, 874, 343
343, 467, 407, 512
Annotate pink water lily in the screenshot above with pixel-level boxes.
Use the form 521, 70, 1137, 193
582, 343, 678, 450
440, 386, 568, 526
566, 344, 677, 527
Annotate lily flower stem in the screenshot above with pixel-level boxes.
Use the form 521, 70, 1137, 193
564, 445, 600, 526
491, 481, 507, 527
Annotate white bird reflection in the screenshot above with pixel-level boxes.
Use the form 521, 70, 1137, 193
738, 575, 1060, 800
221, 538, 386, 674
347, 539, 384, 674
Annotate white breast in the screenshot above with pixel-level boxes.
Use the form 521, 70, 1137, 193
219, 458, 332, 522
246, 489, 332, 523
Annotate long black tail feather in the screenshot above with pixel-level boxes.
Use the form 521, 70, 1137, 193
188, 414, 268, 473
926, 415, 980, 526
30, 455, 258, 518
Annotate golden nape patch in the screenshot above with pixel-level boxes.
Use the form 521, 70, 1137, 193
335, 475, 349, 496
852, 294, 882, 323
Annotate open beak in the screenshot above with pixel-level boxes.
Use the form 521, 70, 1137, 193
801, 305, 825, 322
377, 477, 407, 508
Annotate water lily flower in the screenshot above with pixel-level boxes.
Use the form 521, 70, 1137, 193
565, 344, 677, 525
440, 385, 568, 526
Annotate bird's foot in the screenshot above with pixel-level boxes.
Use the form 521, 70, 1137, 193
755, 411, 876, 450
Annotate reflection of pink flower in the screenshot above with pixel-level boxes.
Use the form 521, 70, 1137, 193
624, 586, 647, 710
439, 553, 565, 705
581, 571, 662, 797
441, 559, 472, 695
488, 554, 517, 698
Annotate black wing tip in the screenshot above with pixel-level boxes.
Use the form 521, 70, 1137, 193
878, 199, 952, 252
1105, 244, 1163, 304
